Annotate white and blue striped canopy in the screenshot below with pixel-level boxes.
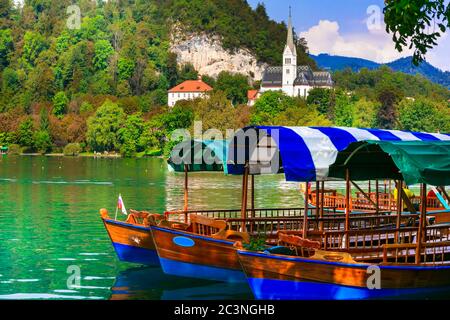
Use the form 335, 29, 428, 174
227, 126, 450, 182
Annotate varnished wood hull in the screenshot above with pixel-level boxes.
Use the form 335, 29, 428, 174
102, 218, 159, 266
150, 225, 246, 282
237, 250, 450, 300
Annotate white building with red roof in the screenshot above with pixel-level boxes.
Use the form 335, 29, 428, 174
167, 77, 213, 107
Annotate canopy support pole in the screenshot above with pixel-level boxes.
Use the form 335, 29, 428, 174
395, 180, 403, 243
303, 182, 309, 238
251, 174, 255, 216
183, 164, 189, 223
375, 180, 379, 214
315, 181, 320, 219
240, 163, 249, 232
416, 184, 427, 264
345, 169, 351, 249
320, 181, 325, 232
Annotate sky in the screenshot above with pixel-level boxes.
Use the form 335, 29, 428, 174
247, 0, 450, 71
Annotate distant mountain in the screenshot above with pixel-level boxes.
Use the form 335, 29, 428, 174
311, 54, 450, 89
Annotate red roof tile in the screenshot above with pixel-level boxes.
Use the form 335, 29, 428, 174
168, 80, 213, 93
247, 89, 259, 100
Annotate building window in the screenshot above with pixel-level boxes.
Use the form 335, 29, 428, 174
304, 89, 307, 97
285, 58, 291, 64
286, 69, 290, 75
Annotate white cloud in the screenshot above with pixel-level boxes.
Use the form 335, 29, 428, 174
299, 20, 449, 71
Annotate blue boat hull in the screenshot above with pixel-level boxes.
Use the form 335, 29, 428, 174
246, 277, 450, 300
113, 242, 160, 266
159, 257, 246, 283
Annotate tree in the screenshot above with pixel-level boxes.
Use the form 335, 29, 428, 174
86, 100, 125, 152
52, 92, 69, 118
17, 117, 34, 147
215, 71, 250, 105
178, 63, 198, 82
251, 91, 296, 125
0, 28, 13, 69
384, 0, 449, 65
21, 31, 48, 67
34, 130, 52, 153
307, 88, 334, 115
334, 92, 355, 127
398, 97, 449, 132
118, 57, 135, 81
118, 113, 148, 156
93, 40, 114, 70
39, 106, 49, 131
375, 84, 403, 129
190, 91, 238, 133
352, 98, 379, 128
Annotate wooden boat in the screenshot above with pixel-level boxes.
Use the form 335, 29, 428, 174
308, 185, 449, 218
229, 126, 450, 299
100, 208, 163, 266
237, 242, 450, 300
152, 127, 450, 286
151, 213, 250, 283
100, 139, 240, 266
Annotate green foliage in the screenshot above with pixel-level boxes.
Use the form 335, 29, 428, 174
17, 117, 34, 147
39, 107, 49, 131
306, 87, 335, 119
93, 40, 114, 71
0, 131, 14, 145
251, 91, 296, 125
0, 28, 13, 69
334, 92, 354, 127
86, 100, 125, 152
384, 0, 449, 65
34, 130, 52, 153
215, 71, 250, 105
398, 97, 450, 132
21, 31, 48, 67
79, 101, 94, 114
7, 144, 20, 155
243, 235, 267, 252
52, 91, 69, 118
118, 113, 150, 157
64, 143, 82, 156
375, 83, 403, 129
118, 57, 135, 81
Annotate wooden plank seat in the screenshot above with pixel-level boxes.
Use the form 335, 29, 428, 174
190, 214, 228, 236
188, 214, 250, 243
277, 232, 321, 257
127, 209, 165, 227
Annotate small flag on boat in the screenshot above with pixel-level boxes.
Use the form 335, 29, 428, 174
117, 194, 128, 215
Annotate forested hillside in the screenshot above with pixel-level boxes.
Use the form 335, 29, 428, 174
0, 0, 448, 157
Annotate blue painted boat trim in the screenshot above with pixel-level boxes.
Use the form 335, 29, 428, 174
151, 226, 235, 245
112, 242, 160, 266
159, 257, 246, 283
104, 219, 151, 231
237, 250, 450, 270
246, 278, 450, 300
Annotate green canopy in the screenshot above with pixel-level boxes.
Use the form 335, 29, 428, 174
167, 139, 228, 174
328, 140, 450, 186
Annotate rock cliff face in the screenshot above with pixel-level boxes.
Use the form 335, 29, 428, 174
170, 32, 267, 81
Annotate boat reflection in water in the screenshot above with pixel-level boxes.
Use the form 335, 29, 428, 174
109, 266, 253, 300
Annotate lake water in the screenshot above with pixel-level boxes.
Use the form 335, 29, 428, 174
0, 156, 307, 300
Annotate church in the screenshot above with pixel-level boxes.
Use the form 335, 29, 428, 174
258, 12, 333, 99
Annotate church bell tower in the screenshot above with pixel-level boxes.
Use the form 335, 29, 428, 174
282, 7, 297, 96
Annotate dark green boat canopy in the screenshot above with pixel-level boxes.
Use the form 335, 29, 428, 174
329, 140, 450, 186
167, 139, 228, 173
